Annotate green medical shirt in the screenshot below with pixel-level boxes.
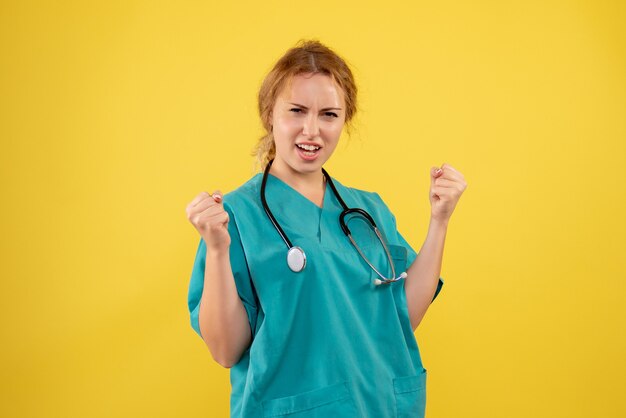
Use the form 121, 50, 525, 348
188, 173, 444, 418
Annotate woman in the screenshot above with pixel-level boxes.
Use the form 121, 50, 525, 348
186, 40, 467, 418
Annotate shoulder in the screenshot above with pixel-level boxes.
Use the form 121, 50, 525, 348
221, 173, 262, 206
220, 173, 265, 225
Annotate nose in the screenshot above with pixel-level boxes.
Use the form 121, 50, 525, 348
302, 113, 320, 138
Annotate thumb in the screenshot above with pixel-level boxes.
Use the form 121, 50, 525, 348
431, 166, 442, 182
211, 190, 223, 203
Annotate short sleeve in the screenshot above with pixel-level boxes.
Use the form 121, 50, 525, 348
373, 192, 444, 304
187, 201, 259, 340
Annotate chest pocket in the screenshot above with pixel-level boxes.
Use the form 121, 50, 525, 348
386, 244, 409, 278
352, 242, 409, 284
262, 381, 358, 417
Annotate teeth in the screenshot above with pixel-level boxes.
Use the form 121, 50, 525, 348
297, 144, 320, 151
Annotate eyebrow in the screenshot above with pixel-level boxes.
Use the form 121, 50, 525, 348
288, 102, 343, 111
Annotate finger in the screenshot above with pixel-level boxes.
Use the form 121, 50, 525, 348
198, 201, 227, 219
192, 205, 228, 227
434, 178, 463, 188
439, 164, 465, 179
438, 168, 466, 184
187, 193, 213, 219
189, 191, 211, 209
440, 163, 461, 174
203, 210, 230, 230
191, 196, 221, 215
189, 189, 223, 210
189, 189, 225, 216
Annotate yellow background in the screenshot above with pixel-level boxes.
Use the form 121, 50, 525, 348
2, 1, 625, 417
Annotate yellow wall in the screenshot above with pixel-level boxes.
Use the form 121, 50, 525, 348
2, 1, 625, 417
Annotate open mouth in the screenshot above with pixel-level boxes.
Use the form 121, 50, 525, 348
295, 143, 321, 159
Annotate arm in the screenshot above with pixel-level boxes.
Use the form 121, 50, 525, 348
404, 162, 466, 331
186, 191, 256, 369
198, 248, 252, 368
404, 217, 448, 332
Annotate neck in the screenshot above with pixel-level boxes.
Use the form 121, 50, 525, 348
268, 159, 325, 191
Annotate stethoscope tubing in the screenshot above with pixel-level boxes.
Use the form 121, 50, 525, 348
260, 162, 294, 249
261, 159, 404, 284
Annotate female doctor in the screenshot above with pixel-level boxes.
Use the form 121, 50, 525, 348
186, 40, 467, 418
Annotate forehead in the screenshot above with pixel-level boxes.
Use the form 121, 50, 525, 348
278, 73, 344, 104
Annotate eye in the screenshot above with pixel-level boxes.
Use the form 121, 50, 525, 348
289, 108, 303, 113
324, 112, 339, 118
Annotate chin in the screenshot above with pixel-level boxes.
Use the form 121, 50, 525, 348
290, 165, 318, 175
293, 159, 325, 172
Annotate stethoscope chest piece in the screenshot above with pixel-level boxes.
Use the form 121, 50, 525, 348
287, 246, 307, 272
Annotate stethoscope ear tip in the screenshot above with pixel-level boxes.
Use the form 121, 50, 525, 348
374, 272, 407, 286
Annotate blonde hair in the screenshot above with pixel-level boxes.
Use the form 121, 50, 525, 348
252, 39, 358, 171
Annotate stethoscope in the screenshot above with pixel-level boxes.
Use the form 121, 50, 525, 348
260, 159, 407, 286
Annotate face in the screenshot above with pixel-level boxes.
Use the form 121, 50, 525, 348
270, 72, 346, 177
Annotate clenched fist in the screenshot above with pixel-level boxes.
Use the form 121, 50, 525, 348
429, 164, 467, 223
186, 190, 231, 254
